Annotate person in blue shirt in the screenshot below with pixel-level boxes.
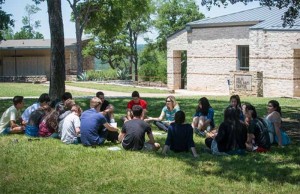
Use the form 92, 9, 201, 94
80, 97, 119, 146
162, 110, 198, 157
145, 95, 180, 132
192, 97, 215, 137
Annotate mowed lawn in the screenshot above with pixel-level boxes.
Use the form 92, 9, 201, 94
0, 86, 300, 193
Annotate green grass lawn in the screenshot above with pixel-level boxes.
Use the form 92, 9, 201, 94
0, 83, 95, 97
66, 81, 168, 93
1, 96, 300, 193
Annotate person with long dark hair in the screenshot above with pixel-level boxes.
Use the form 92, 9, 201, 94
229, 95, 244, 122
205, 106, 247, 155
192, 97, 215, 137
265, 100, 290, 147
244, 104, 271, 152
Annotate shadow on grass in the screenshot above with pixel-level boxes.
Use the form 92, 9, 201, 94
146, 137, 300, 185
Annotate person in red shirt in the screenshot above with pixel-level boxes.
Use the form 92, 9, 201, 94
124, 91, 147, 122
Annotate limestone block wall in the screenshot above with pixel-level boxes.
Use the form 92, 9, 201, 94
186, 26, 250, 93
294, 49, 300, 96
250, 30, 300, 97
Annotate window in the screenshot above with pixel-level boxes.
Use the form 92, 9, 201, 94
237, 45, 249, 71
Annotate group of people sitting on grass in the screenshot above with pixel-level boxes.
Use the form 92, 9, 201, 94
0, 91, 290, 157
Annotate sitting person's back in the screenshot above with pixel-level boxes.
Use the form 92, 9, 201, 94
119, 105, 160, 151
162, 111, 198, 157
205, 106, 247, 155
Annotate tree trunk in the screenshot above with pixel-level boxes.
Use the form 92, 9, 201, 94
75, 19, 83, 76
47, 0, 65, 100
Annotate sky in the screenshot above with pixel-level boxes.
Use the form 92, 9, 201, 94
2, 0, 261, 44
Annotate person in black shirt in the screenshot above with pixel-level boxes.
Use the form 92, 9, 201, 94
118, 105, 160, 151
245, 104, 271, 152
96, 91, 114, 123
162, 111, 198, 157
205, 106, 247, 155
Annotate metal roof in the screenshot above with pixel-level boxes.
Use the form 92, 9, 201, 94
188, 6, 300, 31
0, 38, 78, 49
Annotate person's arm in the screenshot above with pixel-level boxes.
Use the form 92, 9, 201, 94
103, 122, 119, 132
75, 127, 80, 135
271, 112, 283, 147
246, 133, 255, 151
147, 132, 155, 144
126, 108, 132, 121
118, 132, 126, 142
145, 109, 165, 122
274, 121, 282, 146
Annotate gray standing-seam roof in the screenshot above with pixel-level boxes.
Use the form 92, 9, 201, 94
0, 38, 79, 49
188, 6, 300, 31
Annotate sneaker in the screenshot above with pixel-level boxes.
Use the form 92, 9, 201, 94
194, 128, 206, 137
198, 130, 206, 137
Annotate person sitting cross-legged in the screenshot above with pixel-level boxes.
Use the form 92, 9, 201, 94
0, 96, 25, 135
123, 91, 147, 122
118, 105, 160, 151
61, 104, 82, 144
162, 111, 198, 157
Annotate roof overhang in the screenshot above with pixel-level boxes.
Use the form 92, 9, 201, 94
187, 21, 261, 28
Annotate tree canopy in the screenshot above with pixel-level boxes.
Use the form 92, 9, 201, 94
154, 0, 205, 51
0, 0, 14, 41
201, 0, 300, 27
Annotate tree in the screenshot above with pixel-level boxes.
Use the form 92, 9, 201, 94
125, 0, 153, 81
14, 4, 44, 39
34, 0, 65, 100
154, 0, 204, 51
67, 0, 99, 77
0, 0, 14, 41
201, 0, 300, 27
83, 0, 131, 71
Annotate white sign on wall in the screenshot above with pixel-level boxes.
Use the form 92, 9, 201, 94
235, 75, 252, 91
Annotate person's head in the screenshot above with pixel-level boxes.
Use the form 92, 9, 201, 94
132, 105, 143, 118
131, 91, 140, 103
174, 110, 185, 124
62, 92, 72, 102
197, 97, 211, 115
13, 96, 24, 109
96, 91, 105, 103
267, 100, 281, 115
224, 106, 239, 122
245, 104, 257, 119
64, 99, 76, 111
165, 95, 178, 109
90, 97, 102, 110
38, 93, 51, 105
71, 104, 82, 116
39, 104, 52, 114
230, 95, 241, 108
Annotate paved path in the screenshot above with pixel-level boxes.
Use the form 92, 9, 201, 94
0, 83, 225, 100
64, 85, 224, 98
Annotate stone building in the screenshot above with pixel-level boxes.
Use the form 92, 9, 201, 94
0, 39, 94, 82
167, 7, 300, 97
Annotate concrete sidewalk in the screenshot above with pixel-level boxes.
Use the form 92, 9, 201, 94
0, 84, 225, 100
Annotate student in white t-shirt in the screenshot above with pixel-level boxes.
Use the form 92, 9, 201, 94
60, 104, 82, 144
0, 96, 25, 134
